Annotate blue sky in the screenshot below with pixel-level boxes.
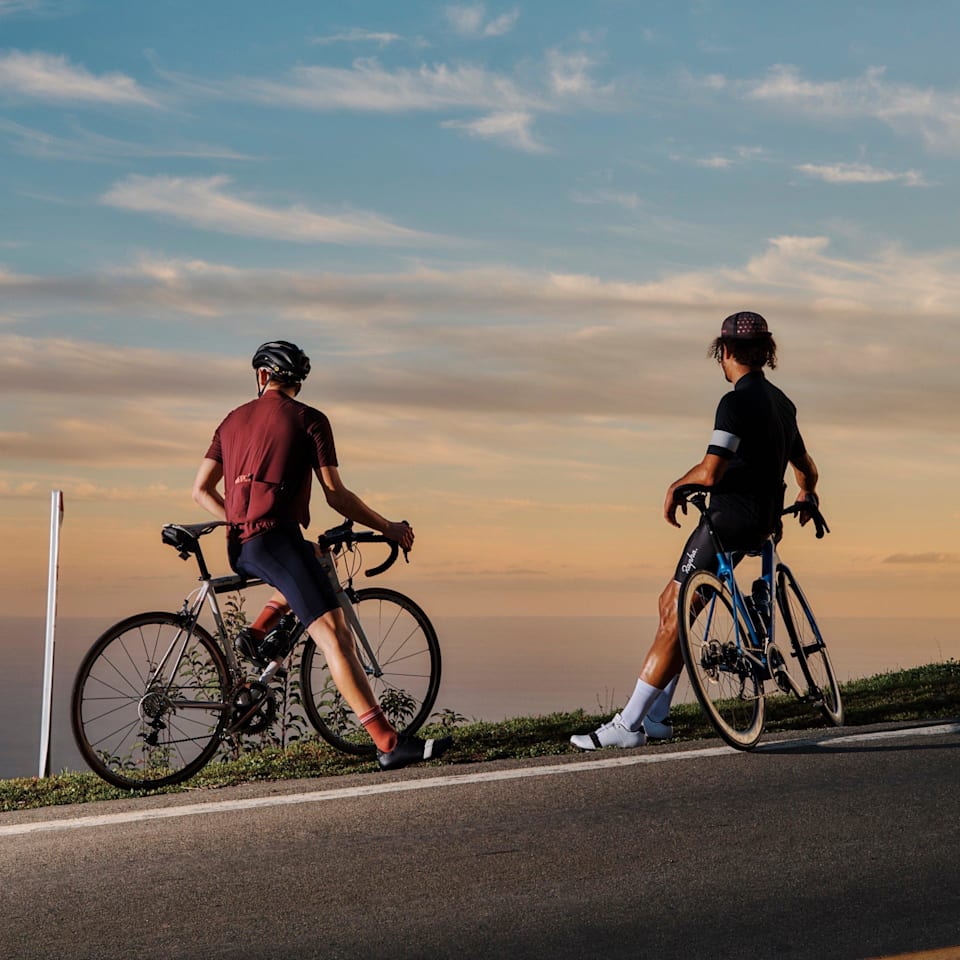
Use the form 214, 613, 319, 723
2, 1, 959, 623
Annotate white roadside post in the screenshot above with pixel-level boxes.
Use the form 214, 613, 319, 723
38, 490, 64, 778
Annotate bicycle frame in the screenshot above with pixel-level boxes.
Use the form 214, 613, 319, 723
712, 539, 777, 686
691, 497, 819, 699
153, 525, 388, 716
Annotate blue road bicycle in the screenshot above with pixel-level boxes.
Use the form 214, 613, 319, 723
674, 485, 843, 750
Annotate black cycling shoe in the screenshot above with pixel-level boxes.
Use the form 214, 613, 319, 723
378, 734, 453, 771
235, 628, 267, 669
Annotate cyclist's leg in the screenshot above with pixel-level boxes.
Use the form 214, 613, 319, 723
236, 529, 396, 740
629, 512, 758, 727
303, 606, 398, 750
633, 516, 719, 693
571, 523, 708, 749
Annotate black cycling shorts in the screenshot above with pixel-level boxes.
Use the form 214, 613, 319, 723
234, 525, 339, 628
673, 506, 768, 585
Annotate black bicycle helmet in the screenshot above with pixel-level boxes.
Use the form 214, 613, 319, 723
251, 340, 311, 384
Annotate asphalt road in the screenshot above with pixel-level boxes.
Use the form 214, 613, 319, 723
2, 721, 959, 960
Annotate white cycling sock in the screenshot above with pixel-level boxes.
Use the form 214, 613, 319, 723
647, 674, 679, 723
620, 678, 662, 732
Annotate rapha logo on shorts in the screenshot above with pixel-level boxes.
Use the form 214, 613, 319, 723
681, 548, 698, 574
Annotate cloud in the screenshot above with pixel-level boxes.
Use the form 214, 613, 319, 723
445, 4, 519, 37
882, 553, 960, 565
571, 189, 643, 210
312, 29, 405, 47
696, 155, 732, 169
100, 174, 435, 245
546, 50, 612, 101
0, 118, 254, 162
0, 1, 45, 15
795, 162, 929, 187
163, 48, 611, 153
0, 50, 161, 106
443, 110, 548, 152
745, 64, 960, 153
234, 58, 548, 113
3, 234, 960, 434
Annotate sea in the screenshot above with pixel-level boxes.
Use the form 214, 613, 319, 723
2, 614, 958, 780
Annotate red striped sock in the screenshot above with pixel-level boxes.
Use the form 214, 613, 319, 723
248, 599, 288, 640
359, 706, 398, 753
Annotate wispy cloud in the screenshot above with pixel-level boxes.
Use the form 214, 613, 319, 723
443, 110, 548, 152
546, 49, 612, 101
0, 0, 45, 16
795, 161, 929, 187
100, 174, 435, 245
0, 50, 161, 106
312, 28, 406, 47
445, 4, 519, 38
571, 189, 643, 210
3, 235, 960, 431
882, 553, 960, 565
169, 50, 613, 154
0, 118, 254, 162
235, 58, 549, 113
745, 64, 960, 153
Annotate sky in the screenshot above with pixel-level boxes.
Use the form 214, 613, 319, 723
2, 0, 959, 631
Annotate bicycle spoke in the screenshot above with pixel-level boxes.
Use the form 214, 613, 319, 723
301, 588, 441, 755
73, 614, 229, 790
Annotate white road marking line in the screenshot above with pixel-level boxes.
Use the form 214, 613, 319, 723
3, 723, 957, 838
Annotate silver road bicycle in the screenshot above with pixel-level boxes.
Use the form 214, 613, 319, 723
71, 519, 441, 790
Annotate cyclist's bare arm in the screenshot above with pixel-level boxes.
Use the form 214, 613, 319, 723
317, 464, 414, 552
192, 457, 226, 522
664, 453, 728, 528
790, 451, 820, 524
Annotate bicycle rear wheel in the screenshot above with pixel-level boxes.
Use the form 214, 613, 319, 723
776, 566, 844, 726
678, 570, 765, 750
71, 612, 230, 789
300, 588, 441, 756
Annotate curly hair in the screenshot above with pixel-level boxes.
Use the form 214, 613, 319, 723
709, 335, 778, 370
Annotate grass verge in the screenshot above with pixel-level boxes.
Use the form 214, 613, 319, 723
2, 660, 958, 813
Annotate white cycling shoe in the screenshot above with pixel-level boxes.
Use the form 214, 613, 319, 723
642, 715, 674, 740
570, 712, 646, 751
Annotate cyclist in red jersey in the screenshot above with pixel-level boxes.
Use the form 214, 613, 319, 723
571, 313, 820, 750
193, 341, 451, 771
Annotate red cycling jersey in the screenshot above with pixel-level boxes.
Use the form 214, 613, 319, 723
205, 389, 338, 542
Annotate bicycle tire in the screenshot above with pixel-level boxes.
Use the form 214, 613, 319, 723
776, 566, 844, 726
678, 570, 766, 750
71, 612, 230, 790
300, 588, 442, 756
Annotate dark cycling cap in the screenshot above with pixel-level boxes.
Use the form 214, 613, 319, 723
252, 341, 311, 383
720, 311, 772, 340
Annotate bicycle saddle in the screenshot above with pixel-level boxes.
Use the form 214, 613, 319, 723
161, 521, 225, 558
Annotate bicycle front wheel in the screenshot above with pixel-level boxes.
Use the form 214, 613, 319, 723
777, 566, 844, 726
678, 570, 765, 750
301, 588, 442, 756
71, 612, 230, 790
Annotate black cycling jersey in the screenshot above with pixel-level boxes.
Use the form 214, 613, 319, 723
706, 370, 806, 534
673, 369, 806, 585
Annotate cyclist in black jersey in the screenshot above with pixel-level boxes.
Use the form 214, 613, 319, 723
572, 312, 820, 750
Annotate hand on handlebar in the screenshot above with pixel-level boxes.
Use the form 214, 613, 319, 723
794, 491, 819, 529
386, 520, 415, 554
664, 485, 686, 528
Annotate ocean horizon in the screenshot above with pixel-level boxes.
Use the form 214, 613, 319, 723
3, 613, 958, 781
